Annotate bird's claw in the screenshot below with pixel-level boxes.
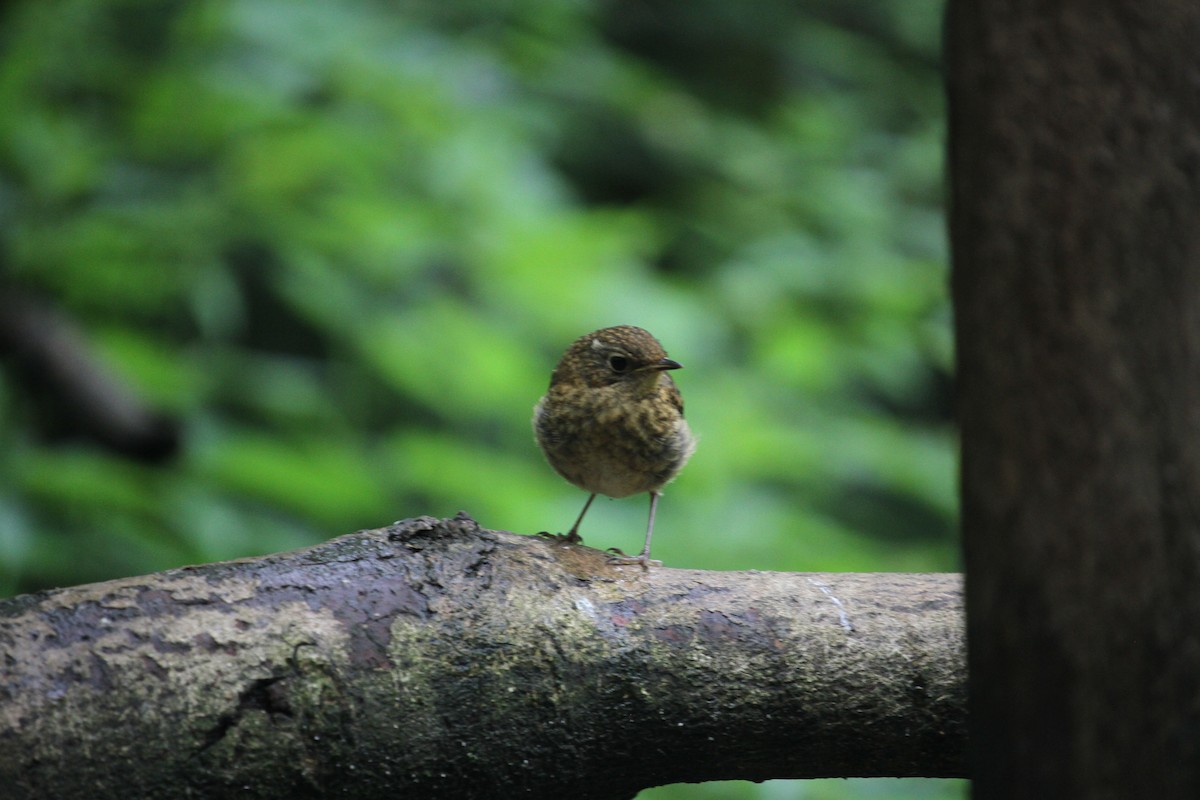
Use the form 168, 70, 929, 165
538, 530, 583, 545
606, 548, 661, 570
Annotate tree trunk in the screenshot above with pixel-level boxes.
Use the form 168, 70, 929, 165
0, 514, 965, 799
948, 2, 1200, 797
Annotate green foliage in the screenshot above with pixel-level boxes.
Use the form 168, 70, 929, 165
0, 1, 959, 795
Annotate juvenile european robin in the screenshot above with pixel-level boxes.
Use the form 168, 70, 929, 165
533, 325, 696, 568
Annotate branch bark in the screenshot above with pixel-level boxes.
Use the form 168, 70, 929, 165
0, 514, 965, 799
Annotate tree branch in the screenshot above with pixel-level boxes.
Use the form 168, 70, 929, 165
0, 514, 965, 799
0, 287, 180, 461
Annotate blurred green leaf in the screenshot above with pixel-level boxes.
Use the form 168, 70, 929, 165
196, 430, 390, 528
0, 3, 957, 794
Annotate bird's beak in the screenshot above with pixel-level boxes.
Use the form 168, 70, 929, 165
653, 358, 683, 371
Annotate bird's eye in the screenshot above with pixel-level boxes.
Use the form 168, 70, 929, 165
608, 355, 630, 373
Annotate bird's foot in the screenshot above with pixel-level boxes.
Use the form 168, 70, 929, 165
606, 547, 661, 570
537, 530, 583, 545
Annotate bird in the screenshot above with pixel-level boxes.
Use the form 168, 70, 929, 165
533, 325, 696, 568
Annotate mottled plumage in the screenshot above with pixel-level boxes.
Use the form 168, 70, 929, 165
534, 325, 696, 568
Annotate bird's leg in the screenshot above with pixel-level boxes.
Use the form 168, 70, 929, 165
538, 493, 595, 544
564, 493, 596, 543
608, 491, 664, 569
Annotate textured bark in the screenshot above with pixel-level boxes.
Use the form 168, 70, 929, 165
0, 514, 965, 799
949, 2, 1200, 798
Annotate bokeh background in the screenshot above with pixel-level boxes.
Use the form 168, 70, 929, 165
0, 1, 959, 797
